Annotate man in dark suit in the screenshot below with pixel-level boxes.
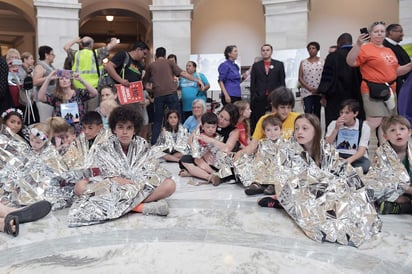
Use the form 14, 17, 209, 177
318, 33, 364, 128
383, 24, 411, 97
249, 44, 285, 133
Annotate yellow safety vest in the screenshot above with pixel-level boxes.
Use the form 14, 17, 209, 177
72, 49, 102, 89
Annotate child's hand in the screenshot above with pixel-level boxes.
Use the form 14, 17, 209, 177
335, 117, 345, 129
74, 178, 89, 196
112, 177, 133, 185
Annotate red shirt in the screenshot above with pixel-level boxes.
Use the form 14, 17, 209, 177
236, 122, 248, 147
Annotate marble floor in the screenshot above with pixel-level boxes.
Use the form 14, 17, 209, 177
0, 162, 411, 274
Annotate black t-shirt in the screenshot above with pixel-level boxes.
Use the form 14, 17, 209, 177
110, 51, 144, 83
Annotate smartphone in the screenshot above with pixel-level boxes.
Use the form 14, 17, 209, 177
11, 59, 22, 66
360, 27, 368, 35
57, 69, 73, 79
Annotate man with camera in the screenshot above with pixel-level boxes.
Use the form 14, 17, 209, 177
63, 36, 119, 110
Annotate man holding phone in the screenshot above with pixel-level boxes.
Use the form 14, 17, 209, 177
63, 36, 119, 110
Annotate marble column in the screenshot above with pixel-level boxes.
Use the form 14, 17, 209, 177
399, 0, 412, 37
149, 0, 193, 67
262, 0, 309, 49
34, 0, 81, 68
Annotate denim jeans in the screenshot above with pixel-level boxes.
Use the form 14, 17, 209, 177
151, 93, 180, 145
303, 95, 321, 119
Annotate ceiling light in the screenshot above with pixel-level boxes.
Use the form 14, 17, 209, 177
106, 15, 114, 22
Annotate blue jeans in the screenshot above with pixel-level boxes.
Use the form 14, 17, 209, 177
303, 95, 321, 120
151, 93, 180, 145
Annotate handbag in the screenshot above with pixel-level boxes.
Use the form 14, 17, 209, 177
364, 79, 395, 100
98, 52, 130, 89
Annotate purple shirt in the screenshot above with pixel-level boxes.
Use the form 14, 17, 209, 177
218, 59, 241, 97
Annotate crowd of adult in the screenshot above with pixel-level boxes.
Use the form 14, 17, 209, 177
1, 21, 412, 236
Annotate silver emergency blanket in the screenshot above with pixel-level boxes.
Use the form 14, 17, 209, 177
275, 139, 381, 247
153, 126, 190, 155
234, 138, 285, 186
190, 127, 223, 159
362, 141, 411, 204
67, 135, 171, 227
62, 129, 112, 170
0, 137, 72, 209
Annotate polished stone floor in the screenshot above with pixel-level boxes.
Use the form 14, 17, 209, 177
0, 162, 411, 274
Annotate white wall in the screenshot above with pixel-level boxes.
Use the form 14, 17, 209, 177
191, 0, 265, 67
308, 0, 398, 57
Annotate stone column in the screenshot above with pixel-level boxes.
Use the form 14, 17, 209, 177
149, 0, 193, 67
34, 0, 81, 68
262, 0, 309, 49
399, 0, 412, 38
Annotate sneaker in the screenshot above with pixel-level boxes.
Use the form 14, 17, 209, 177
379, 201, 401, 214
244, 183, 265, 195
263, 185, 276, 195
142, 200, 169, 216
209, 174, 221, 186
258, 197, 283, 209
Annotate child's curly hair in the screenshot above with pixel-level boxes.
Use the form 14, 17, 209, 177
109, 105, 143, 135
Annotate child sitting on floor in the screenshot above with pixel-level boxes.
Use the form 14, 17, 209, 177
242, 115, 283, 196
325, 99, 370, 174
373, 115, 412, 214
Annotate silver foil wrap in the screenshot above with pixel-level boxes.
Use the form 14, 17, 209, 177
153, 127, 190, 155
0, 137, 73, 209
67, 135, 171, 227
362, 141, 411, 204
234, 138, 285, 186
277, 139, 381, 247
190, 128, 223, 160
62, 129, 112, 170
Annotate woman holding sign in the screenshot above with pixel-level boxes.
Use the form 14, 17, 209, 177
37, 70, 98, 135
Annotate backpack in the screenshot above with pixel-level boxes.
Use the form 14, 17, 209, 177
98, 52, 130, 89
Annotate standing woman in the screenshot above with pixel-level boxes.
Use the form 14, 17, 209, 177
298, 41, 324, 120
346, 21, 412, 145
37, 70, 98, 136
180, 61, 210, 121
18, 52, 35, 80
218, 45, 242, 105
5, 49, 22, 108
32, 46, 56, 122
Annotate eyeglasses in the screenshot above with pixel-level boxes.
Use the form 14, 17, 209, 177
48, 53, 55, 56
391, 29, 403, 33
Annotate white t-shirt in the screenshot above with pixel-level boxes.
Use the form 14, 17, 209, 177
325, 118, 370, 156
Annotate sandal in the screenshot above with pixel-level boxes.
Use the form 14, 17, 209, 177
10, 200, 51, 224
258, 196, 283, 209
264, 185, 276, 195
4, 214, 19, 237
178, 169, 191, 177
245, 182, 265, 195
208, 174, 221, 186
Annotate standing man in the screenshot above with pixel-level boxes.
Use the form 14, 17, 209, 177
64, 36, 119, 110
105, 41, 150, 138
249, 44, 285, 133
383, 24, 411, 97
144, 47, 204, 145
318, 33, 364, 128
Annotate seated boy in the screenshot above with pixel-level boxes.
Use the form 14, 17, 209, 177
81, 111, 105, 148
374, 115, 412, 214
237, 115, 283, 195
179, 112, 222, 185
68, 105, 176, 226
239, 86, 299, 194
325, 99, 371, 174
